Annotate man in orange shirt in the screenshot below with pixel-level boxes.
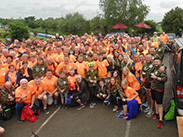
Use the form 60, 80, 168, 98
55, 55, 75, 76
160, 32, 169, 45
43, 69, 58, 106
0, 40, 5, 47
97, 53, 109, 79
46, 57, 58, 75
15, 79, 35, 123
75, 54, 87, 78
29, 77, 49, 114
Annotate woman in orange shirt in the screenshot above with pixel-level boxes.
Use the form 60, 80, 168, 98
122, 67, 141, 91
0, 60, 8, 89
5, 65, 18, 87
121, 79, 141, 119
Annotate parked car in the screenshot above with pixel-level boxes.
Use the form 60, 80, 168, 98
36, 33, 54, 39
170, 37, 183, 116
5, 38, 12, 46
104, 32, 125, 39
167, 33, 177, 49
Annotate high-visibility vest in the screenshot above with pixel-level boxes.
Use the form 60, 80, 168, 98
153, 36, 158, 43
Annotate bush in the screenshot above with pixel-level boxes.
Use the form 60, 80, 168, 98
8, 20, 29, 41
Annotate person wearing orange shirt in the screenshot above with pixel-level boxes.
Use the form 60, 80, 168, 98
43, 69, 58, 106
97, 53, 109, 79
122, 67, 141, 91
53, 46, 63, 64
121, 79, 141, 119
19, 42, 27, 54
55, 55, 75, 76
67, 69, 77, 92
46, 57, 58, 75
0, 60, 8, 89
0, 40, 5, 47
29, 77, 49, 114
28, 54, 37, 69
5, 65, 18, 87
160, 32, 169, 45
15, 79, 35, 123
2, 55, 17, 70
75, 54, 87, 78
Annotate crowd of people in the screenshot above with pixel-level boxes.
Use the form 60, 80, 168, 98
0, 31, 169, 134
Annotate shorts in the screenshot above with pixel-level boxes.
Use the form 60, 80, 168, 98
60, 93, 68, 98
143, 82, 151, 89
136, 89, 145, 96
151, 89, 164, 104
46, 95, 53, 105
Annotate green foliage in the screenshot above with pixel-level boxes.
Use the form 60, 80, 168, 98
57, 12, 89, 35
161, 7, 183, 36
99, 0, 150, 33
8, 20, 29, 41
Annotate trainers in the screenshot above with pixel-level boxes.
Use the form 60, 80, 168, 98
60, 104, 64, 109
64, 104, 68, 109
144, 106, 150, 113
44, 109, 50, 115
151, 114, 159, 120
113, 106, 119, 112
157, 121, 163, 129
54, 101, 58, 107
142, 102, 148, 107
103, 101, 110, 105
92, 102, 96, 106
89, 103, 94, 108
121, 115, 128, 119
146, 110, 154, 118
77, 104, 85, 110
17, 120, 24, 123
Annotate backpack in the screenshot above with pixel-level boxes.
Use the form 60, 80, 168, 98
3, 107, 13, 120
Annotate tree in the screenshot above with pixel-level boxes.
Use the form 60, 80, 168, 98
8, 20, 29, 41
161, 7, 183, 35
57, 12, 88, 35
99, 0, 149, 33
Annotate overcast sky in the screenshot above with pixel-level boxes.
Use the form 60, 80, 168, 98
0, 0, 182, 22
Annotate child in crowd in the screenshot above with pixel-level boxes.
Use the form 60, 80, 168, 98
97, 79, 108, 101
57, 71, 69, 109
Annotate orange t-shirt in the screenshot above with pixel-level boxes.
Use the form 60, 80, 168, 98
15, 84, 35, 104
126, 72, 141, 91
2, 62, 17, 70
67, 75, 76, 90
47, 62, 58, 75
43, 76, 58, 92
28, 60, 37, 69
135, 62, 143, 78
97, 60, 109, 78
0, 68, 8, 87
56, 62, 75, 74
75, 62, 87, 78
160, 34, 169, 45
29, 80, 48, 98
124, 86, 141, 104
8, 72, 16, 85
53, 53, 64, 63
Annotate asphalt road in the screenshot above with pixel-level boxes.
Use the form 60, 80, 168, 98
1, 53, 179, 137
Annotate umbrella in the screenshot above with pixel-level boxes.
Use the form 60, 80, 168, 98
134, 22, 151, 29
112, 23, 128, 29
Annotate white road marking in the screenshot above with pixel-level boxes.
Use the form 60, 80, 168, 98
125, 120, 131, 137
31, 107, 60, 137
